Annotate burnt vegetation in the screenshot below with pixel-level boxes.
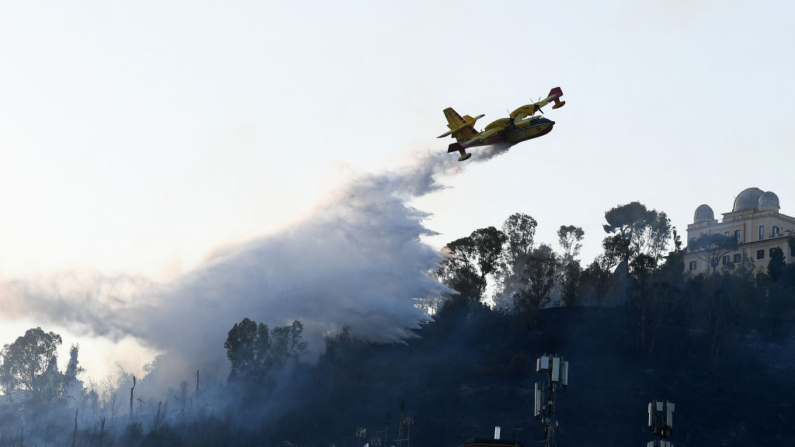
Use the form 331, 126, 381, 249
2, 202, 795, 446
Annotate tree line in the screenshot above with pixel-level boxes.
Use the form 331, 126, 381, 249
2, 200, 795, 445
430, 201, 795, 359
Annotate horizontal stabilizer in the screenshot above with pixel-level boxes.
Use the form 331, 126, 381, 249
447, 136, 482, 152
447, 142, 464, 153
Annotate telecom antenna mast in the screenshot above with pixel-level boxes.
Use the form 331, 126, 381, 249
355, 427, 367, 447
534, 354, 569, 447
646, 400, 675, 447
394, 401, 414, 447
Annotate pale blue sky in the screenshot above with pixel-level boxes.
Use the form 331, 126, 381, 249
1, 1, 793, 377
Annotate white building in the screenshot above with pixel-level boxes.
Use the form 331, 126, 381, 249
684, 188, 795, 274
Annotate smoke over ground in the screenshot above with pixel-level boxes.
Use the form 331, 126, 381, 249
0, 146, 511, 386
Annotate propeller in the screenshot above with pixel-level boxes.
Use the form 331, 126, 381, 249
506, 108, 515, 128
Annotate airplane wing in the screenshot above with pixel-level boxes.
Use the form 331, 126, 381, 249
437, 112, 486, 138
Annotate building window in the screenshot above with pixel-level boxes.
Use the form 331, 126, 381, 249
735, 229, 741, 240
759, 225, 765, 241
722, 255, 729, 265
773, 226, 780, 236
734, 253, 742, 263
690, 237, 696, 244
757, 249, 765, 260
688, 260, 697, 271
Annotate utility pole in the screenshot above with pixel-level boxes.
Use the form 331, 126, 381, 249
385, 413, 390, 446
99, 417, 105, 447
396, 401, 404, 447
129, 375, 136, 419
646, 400, 675, 447
533, 354, 569, 447
72, 408, 78, 447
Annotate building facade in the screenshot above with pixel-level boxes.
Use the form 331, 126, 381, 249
684, 187, 795, 275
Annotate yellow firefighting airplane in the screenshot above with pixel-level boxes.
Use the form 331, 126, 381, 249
438, 87, 566, 161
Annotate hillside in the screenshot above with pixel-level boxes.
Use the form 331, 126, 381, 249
260, 306, 795, 447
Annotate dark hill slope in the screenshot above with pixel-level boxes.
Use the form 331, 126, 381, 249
266, 306, 795, 447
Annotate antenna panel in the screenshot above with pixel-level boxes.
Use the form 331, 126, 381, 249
537, 355, 550, 372
666, 402, 674, 427
551, 357, 560, 382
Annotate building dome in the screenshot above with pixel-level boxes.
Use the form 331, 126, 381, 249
732, 187, 765, 212
694, 204, 715, 223
759, 191, 780, 209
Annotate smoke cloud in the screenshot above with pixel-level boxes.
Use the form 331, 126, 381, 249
0, 146, 511, 385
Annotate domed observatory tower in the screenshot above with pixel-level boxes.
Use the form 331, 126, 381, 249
758, 191, 780, 212
693, 204, 716, 225
732, 187, 765, 213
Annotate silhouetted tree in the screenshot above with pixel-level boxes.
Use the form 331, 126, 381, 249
225, 318, 271, 382
768, 247, 786, 282
269, 321, 310, 369
62, 345, 85, 402
601, 234, 631, 270
560, 260, 582, 307
580, 257, 613, 308
435, 248, 485, 306
0, 328, 66, 404
64, 345, 84, 383
602, 202, 672, 268
468, 227, 508, 278
688, 233, 739, 275
502, 213, 538, 261
628, 254, 657, 353
557, 225, 584, 264
436, 227, 506, 307
513, 245, 558, 326
224, 318, 307, 383
496, 214, 538, 308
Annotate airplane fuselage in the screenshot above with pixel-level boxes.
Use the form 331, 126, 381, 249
475, 117, 555, 148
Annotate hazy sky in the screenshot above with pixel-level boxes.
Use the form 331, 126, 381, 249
1, 1, 793, 378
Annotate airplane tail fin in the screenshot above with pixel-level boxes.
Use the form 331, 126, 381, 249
548, 87, 566, 109
439, 108, 482, 142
